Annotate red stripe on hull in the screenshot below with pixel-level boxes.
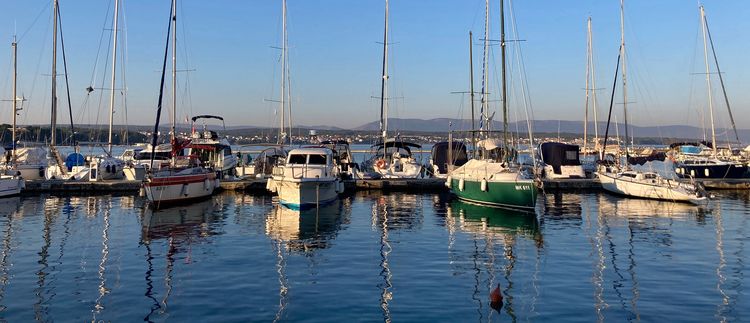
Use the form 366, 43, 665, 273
145, 173, 216, 187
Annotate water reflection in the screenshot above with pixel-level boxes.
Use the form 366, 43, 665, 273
597, 194, 707, 220
366, 192, 424, 323
263, 199, 352, 322
544, 192, 583, 222
140, 199, 222, 322
0, 197, 21, 314
265, 199, 349, 252
446, 200, 542, 322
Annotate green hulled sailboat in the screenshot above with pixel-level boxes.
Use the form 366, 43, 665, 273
447, 0, 538, 211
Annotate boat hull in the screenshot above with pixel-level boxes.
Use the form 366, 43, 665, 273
15, 164, 46, 180
144, 171, 218, 206
0, 176, 24, 197
598, 171, 706, 205
449, 177, 537, 210
675, 162, 748, 179
271, 179, 340, 210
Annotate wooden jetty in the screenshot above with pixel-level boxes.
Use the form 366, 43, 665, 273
24, 179, 141, 193
541, 178, 601, 190
352, 178, 448, 192
219, 178, 268, 191
696, 178, 750, 190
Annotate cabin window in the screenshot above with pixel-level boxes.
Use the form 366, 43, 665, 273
224, 148, 233, 156
565, 151, 578, 160
308, 154, 327, 165
623, 173, 636, 178
288, 154, 307, 164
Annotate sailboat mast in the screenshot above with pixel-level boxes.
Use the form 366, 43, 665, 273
11, 37, 17, 162
500, 0, 508, 159
171, 0, 177, 145
584, 17, 591, 157
469, 31, 476, 152
620, 0, 629, 159
51, 0, 59, 146
108, 0, 120, 155
379, 0, 389, 142
590, 18, 599, 152
279, 0, 287, 145
480, 0, 488, 134
700, 5, 717, 157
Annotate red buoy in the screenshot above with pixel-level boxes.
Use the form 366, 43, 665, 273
490, 283, 503, 312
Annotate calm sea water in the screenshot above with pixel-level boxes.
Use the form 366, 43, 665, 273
0, 190, 747, 322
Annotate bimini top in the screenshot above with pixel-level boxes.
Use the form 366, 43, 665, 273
371, 139, 422, 150
320, 140, 350, 146
191, 115, 224, 122
539, 142, 581, 167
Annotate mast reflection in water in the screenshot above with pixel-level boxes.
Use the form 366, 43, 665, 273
0, 191, 745, 321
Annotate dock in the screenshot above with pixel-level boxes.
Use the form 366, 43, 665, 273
352, 178, 448, 192
541, 178, 601, 190
24, 179, 142, 193
696, 178, 750, 190
219, 178, 268, 191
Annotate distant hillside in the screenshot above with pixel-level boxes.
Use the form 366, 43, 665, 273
352, 118, 750, 142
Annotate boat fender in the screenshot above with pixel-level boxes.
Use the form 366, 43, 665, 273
446, 176, 452, 188
676, 167, 682, 174
490, 283, 503, 312
458, 178, 465, 191
690, 170, 696, 177
204, 179, 210, 190
704, 169, 709, 177
481, 179, 488, 192
106, 165, 111, 173
38, 167, 44, 177
180, 183, 188, 196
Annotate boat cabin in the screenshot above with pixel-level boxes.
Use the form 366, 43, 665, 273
277, 148, 336, 179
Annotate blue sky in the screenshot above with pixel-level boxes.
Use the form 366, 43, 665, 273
0, 0, 749, 131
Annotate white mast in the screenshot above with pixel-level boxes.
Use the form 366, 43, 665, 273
619, 0, 629, 161
278, 0, 287, 145
107, 0, 120, 155
51, 0, 59, 146
700, 5, 717, 157
479, 0, 489, 134
378, 0, 389, 142
11, 37, 18, 163
171, 0, 177, 148
584, 17, 599, 157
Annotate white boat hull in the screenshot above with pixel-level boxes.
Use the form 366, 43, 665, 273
144, 170, 218, 205
268, 178, 341, 209
15, 164, 46, 180
598, 171, 706, 205
543, 165, 585, 179
0, 176, 24, 197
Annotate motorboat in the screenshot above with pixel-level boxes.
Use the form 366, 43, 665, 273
538, 142, 585, 179
266, 147, 344, 209
186, 115, 238, 179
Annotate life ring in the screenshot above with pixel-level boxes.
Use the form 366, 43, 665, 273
375, 159, 386, 169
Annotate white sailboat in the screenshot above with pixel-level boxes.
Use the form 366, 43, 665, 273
143, 0, 218, 207
0, 36, 46, 180
596, 0, 707, 206
363, 0, 423, 179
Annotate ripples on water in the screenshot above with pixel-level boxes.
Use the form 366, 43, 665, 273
0, 190, 747, 322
